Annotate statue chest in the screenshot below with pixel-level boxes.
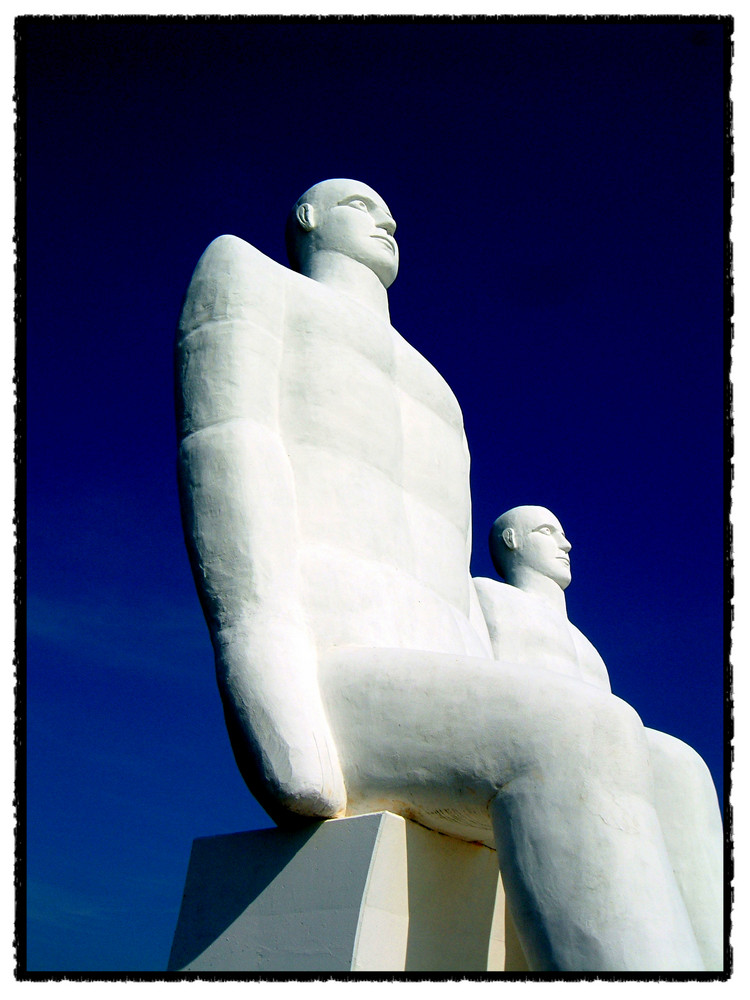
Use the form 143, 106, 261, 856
280, 300, 470, 526
278, 293, 473, 598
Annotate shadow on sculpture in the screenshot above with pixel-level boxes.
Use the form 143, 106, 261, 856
174, 179, 723, 973
168, 825, 320, 971
401, 820, 528, 973
168, 811, 527, 973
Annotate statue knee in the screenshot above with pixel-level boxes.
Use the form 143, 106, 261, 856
590, 695, 651, 788
527, 688, 652, 795
646, 728, 721, 815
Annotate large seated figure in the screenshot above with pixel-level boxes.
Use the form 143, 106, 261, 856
175, 179, 722, 972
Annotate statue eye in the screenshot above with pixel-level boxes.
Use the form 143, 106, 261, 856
351, 200, 369, 211
538, 526, 552, 535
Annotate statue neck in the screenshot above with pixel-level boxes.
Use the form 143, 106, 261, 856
302, 251, 391, 323
507, 568, 569, 617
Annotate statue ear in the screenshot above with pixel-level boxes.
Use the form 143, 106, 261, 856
502, 526, 517, 551
296, 202, 315, 232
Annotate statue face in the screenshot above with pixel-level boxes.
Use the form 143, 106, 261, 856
514, 507, 572, 590
303, 179, 399, 288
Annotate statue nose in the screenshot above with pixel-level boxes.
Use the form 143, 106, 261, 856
561, 537, 572, 553
377, 216, 396, 237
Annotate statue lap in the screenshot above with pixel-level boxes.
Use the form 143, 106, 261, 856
319, 646, 653, 845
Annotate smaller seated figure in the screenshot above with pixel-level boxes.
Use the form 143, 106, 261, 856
473, 505, 723, 972
474, 505, 610, 690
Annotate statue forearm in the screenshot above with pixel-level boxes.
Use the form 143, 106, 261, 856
178, 420, 347, 818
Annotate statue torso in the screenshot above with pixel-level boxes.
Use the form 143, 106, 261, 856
474, 577, 611, 691
280, 270, 489, 657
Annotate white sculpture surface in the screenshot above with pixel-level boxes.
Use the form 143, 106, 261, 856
473, 506, 723, 971
176, 179, 723, 972
169, 811, 514, 972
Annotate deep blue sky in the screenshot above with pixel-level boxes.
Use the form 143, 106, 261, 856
21, 16, 728, 974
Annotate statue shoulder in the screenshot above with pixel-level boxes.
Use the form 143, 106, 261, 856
178, 235, 292, 342
196, 233, 276, 272
474, 576, 525, 611
474, 576, 529, 627
176, 237, 298, 437
474, 577, 542, 664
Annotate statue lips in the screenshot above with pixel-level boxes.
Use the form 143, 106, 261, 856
371, 233, 396, 254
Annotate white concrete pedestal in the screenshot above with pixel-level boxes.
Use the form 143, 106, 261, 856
168, 811, 527, 972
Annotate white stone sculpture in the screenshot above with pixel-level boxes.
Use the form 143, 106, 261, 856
473, 506, 723, 971
176, 179, 723, 972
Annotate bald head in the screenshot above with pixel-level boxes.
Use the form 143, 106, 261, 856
285, 178, 398, 288
490, 506, 572, 591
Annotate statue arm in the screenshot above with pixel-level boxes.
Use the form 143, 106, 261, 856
472, 576, 522, 662
176, 236, 346, 819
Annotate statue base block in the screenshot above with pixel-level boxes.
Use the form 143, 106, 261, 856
168, 810, 527, 973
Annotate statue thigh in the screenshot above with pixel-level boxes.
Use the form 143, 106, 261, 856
319, 649, 714, 971
319, 646, 655, 845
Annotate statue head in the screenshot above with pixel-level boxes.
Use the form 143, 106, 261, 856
489, 506, 572, 591
285, 179, 399, 289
